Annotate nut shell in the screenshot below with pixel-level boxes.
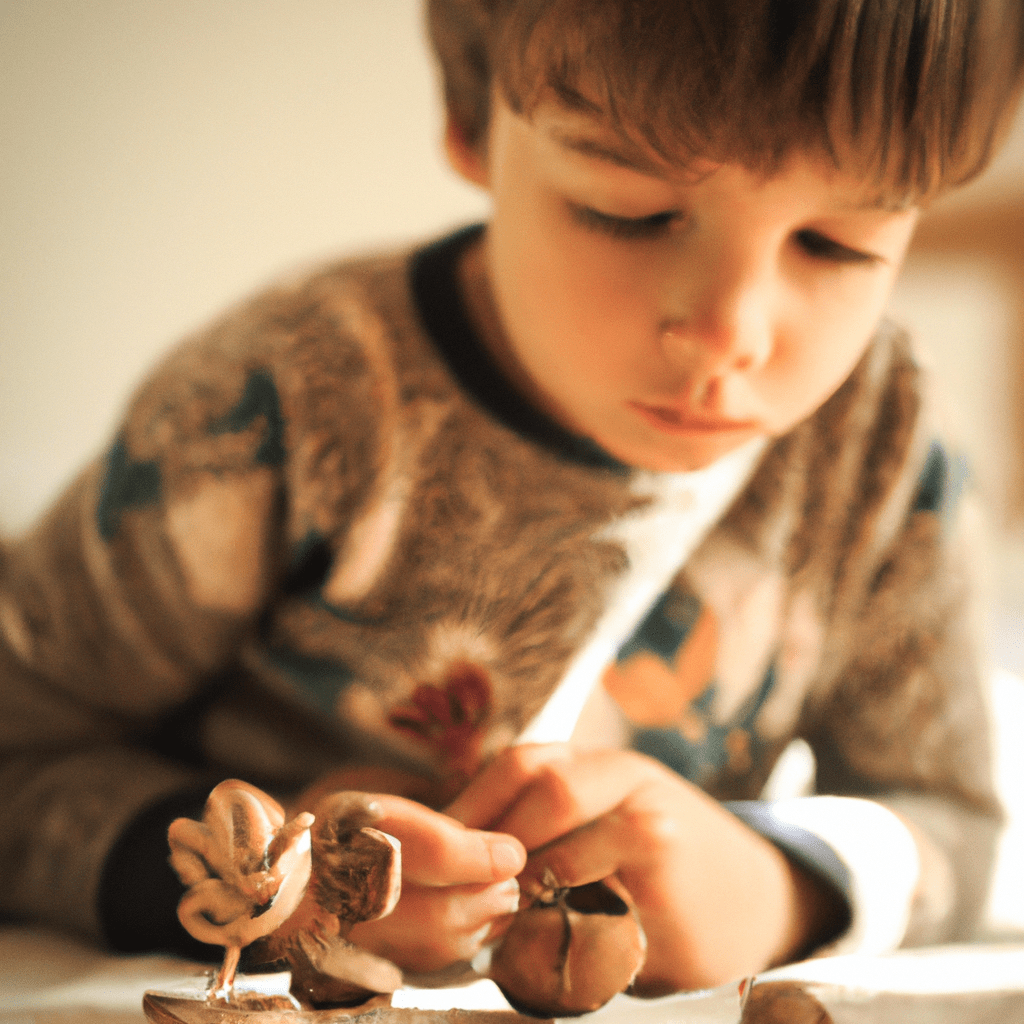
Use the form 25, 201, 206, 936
740, 981, 834, 1023
489, 877, 646, 1018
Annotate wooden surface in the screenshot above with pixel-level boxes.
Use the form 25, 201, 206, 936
142, 994, 546, 1024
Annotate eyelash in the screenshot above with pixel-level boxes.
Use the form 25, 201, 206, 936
572, 205, 878, 265
794, 229, 877, 265
570, 204, 680, 239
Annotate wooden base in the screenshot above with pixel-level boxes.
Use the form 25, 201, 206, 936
142, 992, 550, 1024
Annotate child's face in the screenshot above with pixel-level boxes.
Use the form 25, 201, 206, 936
454, 95, 920, 473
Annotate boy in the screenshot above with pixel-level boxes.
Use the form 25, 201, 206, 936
2, 0, 1023, 1000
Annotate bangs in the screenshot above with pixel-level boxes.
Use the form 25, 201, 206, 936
490, 0, 1024, 204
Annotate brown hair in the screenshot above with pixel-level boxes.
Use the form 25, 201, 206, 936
426, 0, 1024, 203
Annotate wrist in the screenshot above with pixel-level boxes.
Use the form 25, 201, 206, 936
723, 799, 851, 967
774, 855, 850, 966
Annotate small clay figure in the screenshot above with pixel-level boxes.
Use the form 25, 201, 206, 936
168, 781, 403, 1009
488, 872, 647, 1018
248, 791, 405, 1007
168, 780, 317, 997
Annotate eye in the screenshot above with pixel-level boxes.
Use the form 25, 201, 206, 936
795, 229, 879, 265
570, 204, 681, 240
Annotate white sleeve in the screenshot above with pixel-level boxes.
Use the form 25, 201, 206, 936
760, 795, 921, 956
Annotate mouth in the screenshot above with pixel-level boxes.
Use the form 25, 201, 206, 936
629, 401, 760, 435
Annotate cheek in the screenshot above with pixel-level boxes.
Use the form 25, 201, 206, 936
778, 277, 895, 410
498, 219, 638, 349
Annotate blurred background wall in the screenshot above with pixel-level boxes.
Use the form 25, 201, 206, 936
2, 0, 1023, 672
0, 0, 487, 532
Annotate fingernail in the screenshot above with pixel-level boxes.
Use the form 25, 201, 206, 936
491, 837, 526, 876
498, 877, 521, 896
497, 877, 521, 911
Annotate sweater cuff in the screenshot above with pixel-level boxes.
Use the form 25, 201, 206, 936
98, 787, 221, 961
730, 796, 920, 957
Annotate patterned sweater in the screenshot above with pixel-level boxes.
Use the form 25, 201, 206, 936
0, 225, 1000, 961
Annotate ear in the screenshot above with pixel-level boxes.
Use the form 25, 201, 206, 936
444, 114, 489, 187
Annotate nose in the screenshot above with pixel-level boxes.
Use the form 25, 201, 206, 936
659, 260, 773, 382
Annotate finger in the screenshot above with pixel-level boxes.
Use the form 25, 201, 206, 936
518, 817, 626, 895
348, 877, 521, 972
444, 743, 574, 829
291, 766, 436, 815
518, 773, 711, 910
364, 794, 526, 886
392, 878, 522, 933
492, 750, 661, 852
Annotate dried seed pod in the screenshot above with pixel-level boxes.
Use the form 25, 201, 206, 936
489, 876, 646, 1018
307, 792, 403, 924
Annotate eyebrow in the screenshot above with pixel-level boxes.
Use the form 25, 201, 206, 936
548, 128, 665, 175
833, 192, 918, 214
550, 125, 919, 214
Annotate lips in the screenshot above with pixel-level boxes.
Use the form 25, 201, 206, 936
629, 401, 758, 434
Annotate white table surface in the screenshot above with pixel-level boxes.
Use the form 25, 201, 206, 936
2, 926, 1023, 1023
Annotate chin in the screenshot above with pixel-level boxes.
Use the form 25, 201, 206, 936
606, 437, 752, 474
604, 444, 719, 474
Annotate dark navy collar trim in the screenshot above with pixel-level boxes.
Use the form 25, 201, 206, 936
409, 224, 628, 473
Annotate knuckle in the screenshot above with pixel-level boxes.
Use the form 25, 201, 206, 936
507, 741, 571, 775
532, 763, 578, 818
616, 800, 680, 850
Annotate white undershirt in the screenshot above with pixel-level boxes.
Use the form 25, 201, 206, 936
518, 438, 767, 745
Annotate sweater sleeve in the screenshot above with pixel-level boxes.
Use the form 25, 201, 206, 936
797, 442, 1002, 951
726, 457, 999, 958
0, 337, 288, 944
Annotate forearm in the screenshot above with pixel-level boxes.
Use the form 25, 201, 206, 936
882, 790, 1002, 945
0, 746, 206, 943
0, 467, 253, 943
729, 789, 1002, 960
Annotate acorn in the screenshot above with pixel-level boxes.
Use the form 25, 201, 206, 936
740, 980, 834, 1023
489, 875, 646, 1018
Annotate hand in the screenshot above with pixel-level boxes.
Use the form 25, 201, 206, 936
446, 744, 844, 995
331, 793, 526, 975
287, 768, 527, 975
